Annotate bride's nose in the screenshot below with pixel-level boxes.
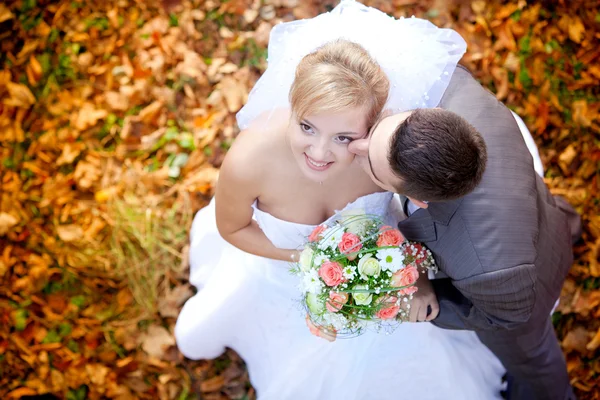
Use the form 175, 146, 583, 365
309, 142, 331, 160
348, 138, 369, 156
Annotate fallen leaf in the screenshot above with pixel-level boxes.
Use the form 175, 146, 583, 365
568, 16, 586, 43
0, 4, 14, 23
56, 225, 84, 242
562, 326, 591, 353
0, 212, 19, 235
158, 284, 194, 318
4, 82, 36, 108
140, 325, 176, 359
558, 144, 577, 174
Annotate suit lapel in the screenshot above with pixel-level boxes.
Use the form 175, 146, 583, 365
397, 208, 437, 242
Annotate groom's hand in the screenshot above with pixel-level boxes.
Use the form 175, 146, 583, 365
408, 276, 440, 322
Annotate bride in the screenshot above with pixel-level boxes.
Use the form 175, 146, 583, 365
176, 1, 507, 399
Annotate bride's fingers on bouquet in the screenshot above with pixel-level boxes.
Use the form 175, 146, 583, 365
425, 302, 440, 322
416, 304, 429, 322
408, 304, 423, 322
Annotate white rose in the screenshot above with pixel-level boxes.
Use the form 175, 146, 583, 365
357, 254, 381, 279
299, 247, 315, 271
306, 292, 325, 315
352, 284, 373, 306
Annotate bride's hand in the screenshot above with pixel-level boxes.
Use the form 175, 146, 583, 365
407, 275, 439, 322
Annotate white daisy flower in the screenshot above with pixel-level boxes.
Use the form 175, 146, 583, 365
299, 269, 325, 294
342, 264, 357, 280
376, 248, 405, 273
318, 225, 345, 251
313, 253, 329, 268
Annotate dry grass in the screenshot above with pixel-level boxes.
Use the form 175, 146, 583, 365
108, 191, 193, 316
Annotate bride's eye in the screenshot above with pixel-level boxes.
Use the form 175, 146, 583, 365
300, 123, 314, 134
336, 135, 353, 144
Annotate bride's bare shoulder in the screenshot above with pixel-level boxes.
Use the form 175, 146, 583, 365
221, 109, 290, 177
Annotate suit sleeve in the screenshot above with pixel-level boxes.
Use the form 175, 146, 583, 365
430, 263, 537, 331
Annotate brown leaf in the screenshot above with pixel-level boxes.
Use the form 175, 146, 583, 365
562, 326, 591, 353
158, 284, 194, 318
140, 325, 176, 359
218, 76, 246, 113
586, 328, 600, 351
138, 101, 164, 124
201, 375, 226, 392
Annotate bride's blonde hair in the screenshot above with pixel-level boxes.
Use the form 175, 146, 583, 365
289, 40, 390, 127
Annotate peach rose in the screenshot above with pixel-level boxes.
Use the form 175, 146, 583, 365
376, 226, 405, 247
305, 315, 337, 342
391, 266, 419, 288
398, 286, 419, 296
308, 225, 327, 242
375, 296, 401, 320
326, 291, 349, 313
319, 261, 345, 287
337, 232, 362, 260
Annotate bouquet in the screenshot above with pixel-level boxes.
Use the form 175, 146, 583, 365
291, 210, 437, 341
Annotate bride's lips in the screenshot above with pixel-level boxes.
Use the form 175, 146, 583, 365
305, 154, 333, 171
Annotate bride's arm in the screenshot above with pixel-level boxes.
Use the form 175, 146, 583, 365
215, 135, 300, 263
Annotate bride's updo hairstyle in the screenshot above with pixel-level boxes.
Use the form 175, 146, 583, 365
289, 40, 390, 128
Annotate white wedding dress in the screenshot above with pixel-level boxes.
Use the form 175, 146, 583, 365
175, 192, 506, 400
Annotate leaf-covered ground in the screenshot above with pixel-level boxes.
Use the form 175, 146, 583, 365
0, 0, 598, 399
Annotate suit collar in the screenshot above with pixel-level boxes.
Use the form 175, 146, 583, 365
427, 197, 463, 226
397, 197, 462, 243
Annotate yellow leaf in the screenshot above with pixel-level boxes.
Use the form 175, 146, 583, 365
95, 187, 120, 203
0, 212, 19, 236
74, 103, 108, 130
4, 82, 35, 108
0, 4, 14, 24
558, 144, 577, 174
56, 143, 85, 166
56, 224, 84, 242
568, 16, 585, 44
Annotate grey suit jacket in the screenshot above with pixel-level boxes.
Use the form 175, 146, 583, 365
397, 66, 575, 331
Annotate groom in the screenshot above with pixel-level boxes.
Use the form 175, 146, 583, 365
348, 65, 581, 400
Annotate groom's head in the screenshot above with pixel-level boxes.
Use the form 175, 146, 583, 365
349, 108, 487, 203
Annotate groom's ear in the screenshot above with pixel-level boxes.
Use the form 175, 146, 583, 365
407, 197, 429, 209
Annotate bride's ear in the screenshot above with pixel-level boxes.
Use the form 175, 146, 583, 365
407, 197, 429, 209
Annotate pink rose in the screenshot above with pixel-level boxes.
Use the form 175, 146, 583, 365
319, 261, 345, 287
375, 296, 401, 320
309, 225, 327, 242
305, 315, 337, 342
376, 226, 405, 247
398, 286, 419, 296
337, 232, 362, 260
326, 292, 349, 313
391, 266, 419, 288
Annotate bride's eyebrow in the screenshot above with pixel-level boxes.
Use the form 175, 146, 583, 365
303, 119, 360, 136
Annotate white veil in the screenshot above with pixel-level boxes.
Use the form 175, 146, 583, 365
236, 0, 467, 130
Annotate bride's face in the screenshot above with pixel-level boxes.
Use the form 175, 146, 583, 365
287, 106, 370, 183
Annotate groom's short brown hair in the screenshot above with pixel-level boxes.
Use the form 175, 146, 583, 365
388, 108, 487, 202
